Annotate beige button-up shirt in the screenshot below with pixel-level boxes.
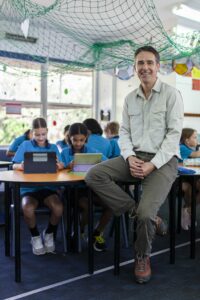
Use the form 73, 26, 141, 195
119, 78, 184, 169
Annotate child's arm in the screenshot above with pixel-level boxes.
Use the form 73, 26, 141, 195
189, 150, 200, 158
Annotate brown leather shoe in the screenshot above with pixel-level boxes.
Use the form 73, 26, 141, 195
134, 256, 151, 283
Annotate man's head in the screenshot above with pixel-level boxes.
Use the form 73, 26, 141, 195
134, 46, 160, 87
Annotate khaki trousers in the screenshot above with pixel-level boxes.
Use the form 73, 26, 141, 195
85, 153, 177, 256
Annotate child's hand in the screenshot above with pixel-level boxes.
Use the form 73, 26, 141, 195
67, 161, 74, 170
57, 161, 64, 170
13, 162, 24, 171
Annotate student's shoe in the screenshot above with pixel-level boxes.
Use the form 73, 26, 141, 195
181, 207, 191, 230
155, 216, 168, 236
134, 256, 151, 284
31, 235, 46, 255
43, 231, 55, 253
93, 232, 106, 252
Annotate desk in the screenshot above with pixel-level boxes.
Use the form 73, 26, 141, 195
0, 161, 12, 169
178, 166, 200, 259
0, 169, 87, 282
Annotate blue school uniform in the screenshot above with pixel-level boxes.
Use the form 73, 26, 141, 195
179, 143, 194, 160
56, 139, 68, 152
13, 140, 62, 196
61, 145, 107, 168
86, 134, 112, 158
108, 136, 120, 158
8, 134, 27, 152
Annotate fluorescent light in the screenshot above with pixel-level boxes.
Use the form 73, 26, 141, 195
173, 4, 200, 23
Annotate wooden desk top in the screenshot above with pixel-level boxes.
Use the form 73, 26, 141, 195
0, 169, 85, 183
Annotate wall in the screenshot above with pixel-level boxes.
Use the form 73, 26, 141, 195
98, 71, 200, 133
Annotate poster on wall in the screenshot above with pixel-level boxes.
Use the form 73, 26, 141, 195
6, 103, 22, 114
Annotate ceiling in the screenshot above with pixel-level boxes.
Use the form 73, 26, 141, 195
0, 0, 200, 70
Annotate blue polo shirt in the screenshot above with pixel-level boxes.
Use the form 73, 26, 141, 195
61, 145, 107, 168
86, 134, 112, 158
56, 139, 68, 152
8, 134, 27, 152
179, 143, 193, 161
108, 136, 120, 158
13, 140, 62, 196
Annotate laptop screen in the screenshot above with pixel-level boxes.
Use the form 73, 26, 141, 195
73, 153, 102, 172
24, 152, 57, 174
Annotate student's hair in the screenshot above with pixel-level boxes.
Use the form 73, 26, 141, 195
180, 128, 196, 144
64, 125, 70, 134
32, 117, 47, 129
135, 46, 160, 63
24, 129, 32, 140
83, 118, 103, 135
104, 121, 119, 135
68, 123, 88, 145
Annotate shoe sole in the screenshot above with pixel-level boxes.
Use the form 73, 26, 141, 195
45, 246, 55, 253
135, 275, 151, 284
93, 243, 106, 252
32, 248, 46, 255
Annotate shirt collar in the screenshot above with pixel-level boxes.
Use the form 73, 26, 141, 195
31, 139, 51, 148
136, 77, 161, 98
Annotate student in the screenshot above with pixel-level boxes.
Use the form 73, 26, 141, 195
179, 128, 200, 230
104, 121, 120, 158
12, 117, 64, 255
61, 122, 112, 251
56, 124, 70, 152
6, 129, 32, 157
83, 118, 112, 158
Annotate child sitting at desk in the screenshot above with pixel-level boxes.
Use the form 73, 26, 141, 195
6, 129, 32, 157
104, 121, 120, 158
12, 117, 64, 255
56, 124, 70, 152
61, 122, 112, 252
179, 127, 200, 230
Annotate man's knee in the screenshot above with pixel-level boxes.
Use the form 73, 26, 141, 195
85, 164, 106, 186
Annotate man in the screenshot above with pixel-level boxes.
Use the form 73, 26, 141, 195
85, 46, 184, 283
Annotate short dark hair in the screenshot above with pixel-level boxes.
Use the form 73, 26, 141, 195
68, 122, 88, 145
135, 46, 160, 63
32, 117, 47, 129
24, 129, 32, 140
83, 118, 103, 135
64, 125, 70, 134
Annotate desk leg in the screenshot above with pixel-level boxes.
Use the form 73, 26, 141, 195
14, 183, 21, 283
4, 182, 11, 256
66, 187, 72, 252
190, 177, 196, 259
169, 179, 177, 264
88, 188, 94, 274
74, 188, 79, 252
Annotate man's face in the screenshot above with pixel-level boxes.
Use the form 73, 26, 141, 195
134, 51, 160, 86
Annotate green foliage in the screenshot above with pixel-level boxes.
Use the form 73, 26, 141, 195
0, 117, 29, 145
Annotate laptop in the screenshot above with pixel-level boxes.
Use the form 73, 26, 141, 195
24, 152, 57, 174
73, 153, 102, 172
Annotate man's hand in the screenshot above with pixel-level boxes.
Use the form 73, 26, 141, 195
140, 162, 156, 177
127, 156, 156, 178
127, 156, 144, 178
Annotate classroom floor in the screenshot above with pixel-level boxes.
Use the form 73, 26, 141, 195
1, 201, 200, 300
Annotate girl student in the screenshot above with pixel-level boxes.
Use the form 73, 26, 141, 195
179, 128, 200, 230
61, 122, 112, 251
12, 117, 64, 255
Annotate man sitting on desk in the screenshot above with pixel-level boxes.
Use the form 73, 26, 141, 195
85, 46, 184, 283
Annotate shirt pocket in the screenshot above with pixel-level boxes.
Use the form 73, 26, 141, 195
128, 108, 143, 142
150, 105, 166, 129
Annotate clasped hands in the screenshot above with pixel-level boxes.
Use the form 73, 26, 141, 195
127, 156, 155, 179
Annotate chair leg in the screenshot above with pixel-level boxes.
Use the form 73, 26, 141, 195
121, 214, 129, 248
114, 216, 120, 275
10, 203, 15, 257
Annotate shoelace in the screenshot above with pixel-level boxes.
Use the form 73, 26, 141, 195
136, 258, 146, 272
94, 235, 105, 244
